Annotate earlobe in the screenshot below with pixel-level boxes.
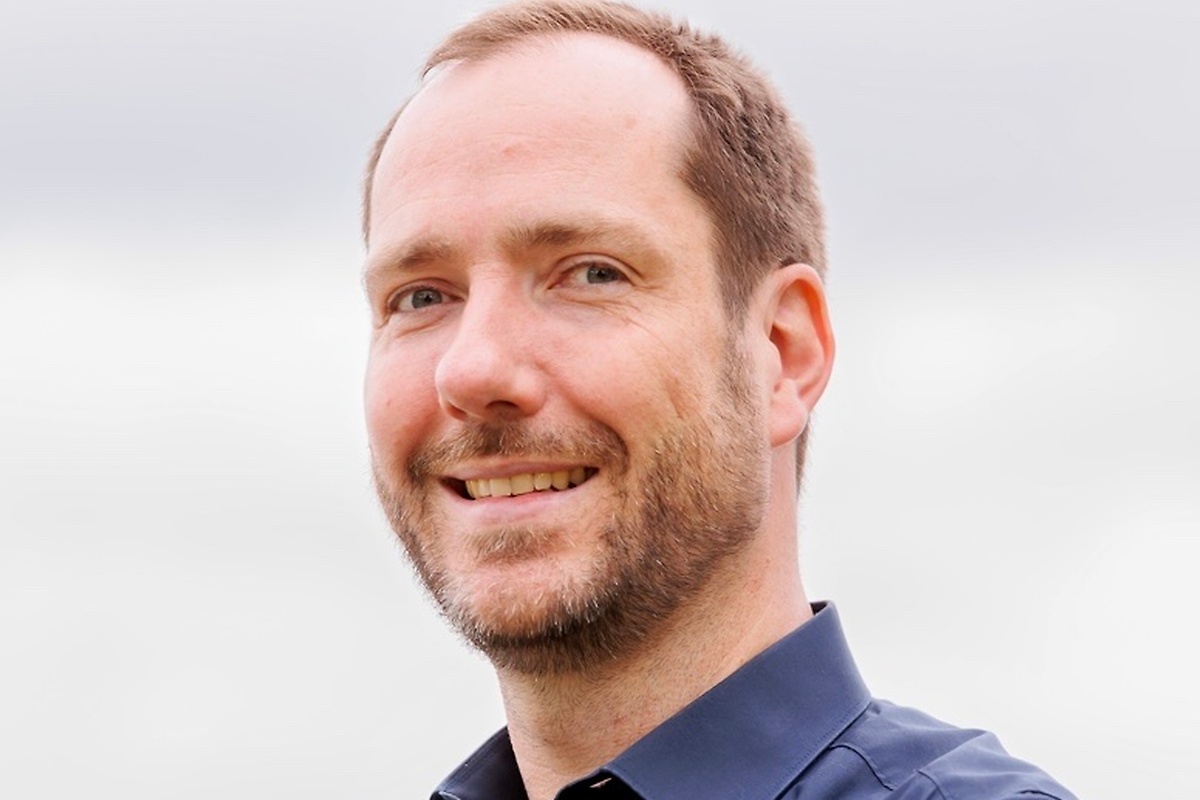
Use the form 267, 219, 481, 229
760, 263, 835, 448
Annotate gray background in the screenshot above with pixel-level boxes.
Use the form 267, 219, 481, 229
2, 0, 1196, 797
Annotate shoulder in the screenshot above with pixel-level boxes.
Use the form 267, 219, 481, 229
788, 700, 1077, 800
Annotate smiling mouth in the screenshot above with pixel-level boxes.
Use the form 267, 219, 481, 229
450, 467, 596, 500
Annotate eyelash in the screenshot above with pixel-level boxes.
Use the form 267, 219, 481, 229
558, 259, 629, 287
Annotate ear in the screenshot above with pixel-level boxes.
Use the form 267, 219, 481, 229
755, 263, 835, 448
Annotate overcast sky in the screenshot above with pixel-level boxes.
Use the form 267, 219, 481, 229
2, 1, 1197, 797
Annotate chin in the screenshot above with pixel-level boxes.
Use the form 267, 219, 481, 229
446, 557, 598, 636
439, 560, 638, 675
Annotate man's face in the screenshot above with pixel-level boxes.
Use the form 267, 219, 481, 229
363, 35, 772, 673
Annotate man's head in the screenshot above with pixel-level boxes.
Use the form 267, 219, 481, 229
362, 0, 833, 674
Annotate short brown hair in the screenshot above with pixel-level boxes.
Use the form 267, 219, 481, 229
362, 0, 824, 479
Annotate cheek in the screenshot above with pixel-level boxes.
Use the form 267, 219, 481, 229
363, 345, 440, 462
566, 332, 723, 427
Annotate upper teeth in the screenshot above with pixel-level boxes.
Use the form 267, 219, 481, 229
465, 467, 587, 499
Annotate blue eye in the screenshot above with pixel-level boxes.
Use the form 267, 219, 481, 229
561, 260, 627, 288
387, 285, 448, 314
585, 264, 623, 284
409, 287, 444, 308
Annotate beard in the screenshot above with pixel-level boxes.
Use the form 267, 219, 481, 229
373, 343, 769, 675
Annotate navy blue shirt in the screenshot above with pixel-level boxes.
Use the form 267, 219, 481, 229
433, 603, 1076, 800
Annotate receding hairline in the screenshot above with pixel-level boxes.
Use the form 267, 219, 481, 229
364, 30, 702, 248
423, 26, 680, 82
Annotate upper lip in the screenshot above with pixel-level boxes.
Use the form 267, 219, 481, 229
445, 461, 593, 481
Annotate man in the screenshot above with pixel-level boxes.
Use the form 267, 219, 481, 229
361, 1, 1077, 798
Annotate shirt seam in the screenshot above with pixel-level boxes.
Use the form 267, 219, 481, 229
770, 694, 872, 799
827, 741, 897, 791
917, 767, 1067, 800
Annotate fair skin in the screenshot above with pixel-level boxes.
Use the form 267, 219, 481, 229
364, 34, 834, 800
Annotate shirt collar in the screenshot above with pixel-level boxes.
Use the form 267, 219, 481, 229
435, 602, 870, 800
433, 727, 526, 800
602, 602, 870, 799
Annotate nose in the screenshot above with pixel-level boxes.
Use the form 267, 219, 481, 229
434, 281, 547, 421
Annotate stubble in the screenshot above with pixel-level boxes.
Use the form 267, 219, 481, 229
373, 342, 768, 674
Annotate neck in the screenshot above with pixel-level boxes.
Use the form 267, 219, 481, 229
498, 491, 810, 800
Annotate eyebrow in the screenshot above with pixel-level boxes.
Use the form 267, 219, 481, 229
362, 237, 458, 295
367, 237, 457, 275
363, 216, 666, 293
501, 220, 635, 252
504, 218, 670, 269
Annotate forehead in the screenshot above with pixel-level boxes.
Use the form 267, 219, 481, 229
367, 33, 701, 243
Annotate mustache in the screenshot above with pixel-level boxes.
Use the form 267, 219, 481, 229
406, 420, 629, 481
